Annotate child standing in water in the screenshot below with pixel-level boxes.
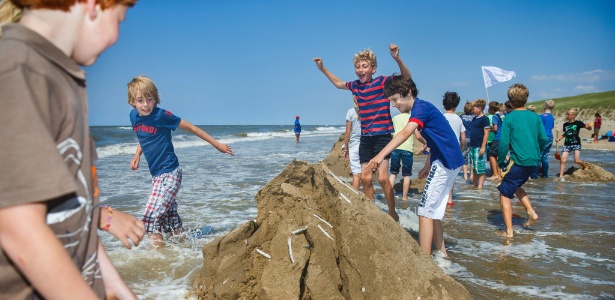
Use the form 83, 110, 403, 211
128, 75, 234, 247
469, 99, 490, 188
366, 76, 464, 257
442, 91, 466, 206
313, 44, 411, 221
343, 97, 362, 190
460, 101, 475, 181
556, 108, 591, 180
496, 84, 546, 238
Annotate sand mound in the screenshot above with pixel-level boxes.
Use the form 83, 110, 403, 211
562, 162, 615, 182
192, 160, 471, 299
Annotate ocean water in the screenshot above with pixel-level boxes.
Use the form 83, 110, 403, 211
93, 125, 615, 299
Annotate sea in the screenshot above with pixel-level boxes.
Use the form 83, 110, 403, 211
92, 125, 615, 300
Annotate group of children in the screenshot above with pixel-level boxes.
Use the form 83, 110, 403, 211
314, 44, 597, 257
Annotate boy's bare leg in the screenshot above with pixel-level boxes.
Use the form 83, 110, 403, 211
432, 220, 448, 257
402, 175, 411, 201
352, 174, 361, 190
559, 151, 570, 178
447, 184, 454, 205
377, 160, 398, 221
573, 150, 587, 169
462, 165, 468, 181
497, 194, 514, 238
361, 164, 375, 200
515, 188, 538, 227
148, 233, 164, 248
419, 216, 434, 256
488, 156, 499, 180
476, 174, 485, 189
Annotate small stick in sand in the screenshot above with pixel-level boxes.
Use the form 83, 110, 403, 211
287, 238, 295, 264
291, 226, 308, 235
256, 248, 271, 260
318, 224, 334, 241
339, 193, 351, 203
313, 213, 333, 228
327, 170, 359, 194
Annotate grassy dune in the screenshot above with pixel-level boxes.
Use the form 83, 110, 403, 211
526, 90, 615, 120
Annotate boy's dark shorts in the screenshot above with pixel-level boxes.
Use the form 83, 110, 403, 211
359, 134, 392, 164
390, 149, 413, 176
497, 160, 535, 199
487, 140, 499, 158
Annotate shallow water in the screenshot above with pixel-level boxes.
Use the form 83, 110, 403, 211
93, 126, 615, 299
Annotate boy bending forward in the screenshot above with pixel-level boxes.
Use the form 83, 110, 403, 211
128, 75, 233, 247
366, 76, 464, 257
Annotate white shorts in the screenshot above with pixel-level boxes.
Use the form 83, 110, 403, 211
349, 144, 361, 175
418, 160, 460, 220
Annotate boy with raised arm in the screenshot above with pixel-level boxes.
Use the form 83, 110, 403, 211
496, 84, 546, 238
128, 75, 234, 247
0, 0, 143, 298
313, 44, 410, 221
366, 76, 464, 257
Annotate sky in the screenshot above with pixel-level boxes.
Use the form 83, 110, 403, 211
86, 0, 615, 126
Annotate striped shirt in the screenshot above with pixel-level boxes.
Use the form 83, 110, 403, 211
346, 75, 394, 136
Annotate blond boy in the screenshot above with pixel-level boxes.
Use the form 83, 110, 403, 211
556, 108, 591, 180
469, 99, 490, 188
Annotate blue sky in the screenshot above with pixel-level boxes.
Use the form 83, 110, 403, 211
86, 0, 615, 126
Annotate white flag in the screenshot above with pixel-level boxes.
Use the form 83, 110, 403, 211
481, 66, 516, 88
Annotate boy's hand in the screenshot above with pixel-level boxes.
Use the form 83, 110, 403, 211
215, 143, 234, 156
129, 156, 139, 170
364, 155, 383, 171
480, 147, 485, 156
418, 166, 429, 179
312, 58, 324, 70
389, 44, 400, 59
103, 209, 145, 249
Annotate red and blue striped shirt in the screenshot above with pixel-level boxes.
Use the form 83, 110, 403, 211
346, 75, 394, 136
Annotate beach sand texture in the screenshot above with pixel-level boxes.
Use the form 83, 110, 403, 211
191, 159, 471, 299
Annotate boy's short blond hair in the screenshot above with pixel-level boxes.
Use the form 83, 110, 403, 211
463, 101, 473, 114
353, 48, 377, 68
507, 83, 529, 108
567, 108, 579, 116
9, 0, 136, 10
472, 99, 486, 110
488, 101, 500, 113
127, 75, 161, 107
544, 99, 555, 110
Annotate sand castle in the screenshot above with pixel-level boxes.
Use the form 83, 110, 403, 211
191, 159, 471, 299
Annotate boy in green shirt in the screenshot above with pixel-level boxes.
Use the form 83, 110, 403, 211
496, 84, 547, 238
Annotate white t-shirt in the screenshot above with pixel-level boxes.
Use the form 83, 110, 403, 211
444, 112, 465, 146
345, 108, 361, 149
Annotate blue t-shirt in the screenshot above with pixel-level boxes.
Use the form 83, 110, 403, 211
492, 113, 504, 141
130, 107, 181, 176
345, 75, 394, 136
540, 112, 554, 138
469, 115, 490, 147
460, 113, 475, 138
409, 99, 464, 170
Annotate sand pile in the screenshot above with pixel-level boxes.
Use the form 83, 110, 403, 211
192, 160, 471, 299
562, 162, 615, 182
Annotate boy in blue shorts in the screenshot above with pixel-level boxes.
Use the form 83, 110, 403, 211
128, 75, 234, 247
496, 84, 546, 238
469, 99, 490, 188
313, 44, 411, 221
366, 76, 464, 257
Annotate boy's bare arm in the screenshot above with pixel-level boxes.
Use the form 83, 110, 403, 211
366, 122, 419, 170
460, 131, 466, 150
0, 202, 98, 299
343, 120, 351, 159
480, 128, 489, 155
178, 120, 234, 156
98, 242, 137, 299
389, 44, 411, 79
312, 58, 348, 89
100, 207, 145, 249
130, 144, 142, 170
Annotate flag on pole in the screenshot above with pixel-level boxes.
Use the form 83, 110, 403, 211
481, 66, 516, 88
